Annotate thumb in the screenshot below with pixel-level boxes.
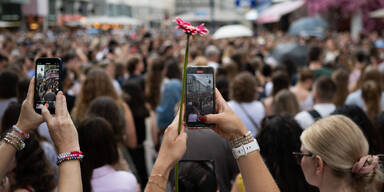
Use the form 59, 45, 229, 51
41, 106, 53, 128
203, 113, 222, 124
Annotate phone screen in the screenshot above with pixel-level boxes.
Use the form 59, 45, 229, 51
186, 67, 215, 127
34, 58, 62, 113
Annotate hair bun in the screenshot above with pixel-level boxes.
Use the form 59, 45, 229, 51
351, 155, 379, 175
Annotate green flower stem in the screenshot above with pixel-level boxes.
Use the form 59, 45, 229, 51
175, 33, 190, 192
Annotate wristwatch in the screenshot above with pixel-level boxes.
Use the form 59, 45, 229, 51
232, 139, 260, 159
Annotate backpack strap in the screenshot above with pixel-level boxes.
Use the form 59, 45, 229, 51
307, 109, 321, 121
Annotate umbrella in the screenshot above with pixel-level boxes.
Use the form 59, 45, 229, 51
288, 17, 328, 38
272, 42, 308, 67
245, 9, 258, 20
213, 25, 253, 40
370, 8, 384, 18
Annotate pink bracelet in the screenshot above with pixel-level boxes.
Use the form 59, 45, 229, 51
12, 125, 30, 139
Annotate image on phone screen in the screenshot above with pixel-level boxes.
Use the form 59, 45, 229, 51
35, 60, 60, 112
186, 68, 215, 127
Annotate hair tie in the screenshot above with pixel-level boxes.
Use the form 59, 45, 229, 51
351, 155, 379, 174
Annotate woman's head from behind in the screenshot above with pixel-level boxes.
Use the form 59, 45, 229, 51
73, 67, 119, 122
257, 115, 315, 192
272, 89, 300, 116
230, 72, 258, 102
300, 115, 382, 191
362, 80, 381, 122
78, 116, 119, 192
86, 96, 125, 143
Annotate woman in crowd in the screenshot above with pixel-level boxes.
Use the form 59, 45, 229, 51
122, 80, 150, 188
362, 80, 382, 122
78, 116, 138, 192
156, 60, 182, 132
299, 115, 383, 192
346, 66, 384, 109
144, 55, 164, 147
86, 97, 140, 182
263, 70, 290, 115
228, 72, 265, 137
271, 89, 301, 116
290, 68, 314, 110
254, 115, 317, 192
331, 69, 349, 107
71, 67, 137, 149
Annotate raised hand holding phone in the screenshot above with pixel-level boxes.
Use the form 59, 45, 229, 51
185, 66, 215, 128
34, 58, 63, 114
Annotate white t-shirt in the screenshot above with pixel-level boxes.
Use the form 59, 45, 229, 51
295, 103, 336, 129
228, 100, 265, 137
91, 165, 137, 192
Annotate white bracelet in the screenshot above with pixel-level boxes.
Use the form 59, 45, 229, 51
232, 138, 260, 159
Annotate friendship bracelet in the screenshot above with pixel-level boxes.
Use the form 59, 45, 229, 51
3, 137, 25, 151
56, 151, 84, 165
6, 132, 25, 145
57, 151, 83, 158
57, 155, 84, 165
147, 180, 166, 191
12, 125, 29, 139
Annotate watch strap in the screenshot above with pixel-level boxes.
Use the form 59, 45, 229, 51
232, 139, 260, 159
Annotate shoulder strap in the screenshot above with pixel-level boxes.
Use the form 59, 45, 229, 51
308, 109, 321, 121
237, 103, 259, 131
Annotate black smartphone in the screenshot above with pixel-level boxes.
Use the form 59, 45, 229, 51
186, 66, 215, 127
34, 58, 63, 114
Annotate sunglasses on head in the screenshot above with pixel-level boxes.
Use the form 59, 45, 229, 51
292, 152, 315, 165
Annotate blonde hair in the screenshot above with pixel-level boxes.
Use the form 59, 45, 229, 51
272, 89, 300, 116
301, 115, 383, 192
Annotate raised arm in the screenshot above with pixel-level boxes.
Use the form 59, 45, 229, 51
145, 108, 187, 192
0, 77, 43, 179
42, 91, 82, 192
204, 89, 280, 192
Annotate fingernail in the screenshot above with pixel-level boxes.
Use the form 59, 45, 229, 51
199, 116, 207, 122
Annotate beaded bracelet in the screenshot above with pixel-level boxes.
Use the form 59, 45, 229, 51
6, 132, 25, 146
12, 125, 29, 139
57, 151, 83, 159
3, 137, 25, 151
57, 151, 84, 165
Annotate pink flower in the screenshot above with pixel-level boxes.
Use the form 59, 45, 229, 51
175, 17, 209, 36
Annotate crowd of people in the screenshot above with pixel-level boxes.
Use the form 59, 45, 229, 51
0, 25, 383, 192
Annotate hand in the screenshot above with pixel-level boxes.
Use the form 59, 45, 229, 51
202, 88, 248, 140
156, 108, 188, 171
15, 77, 44, 133
41, 91, 80, 154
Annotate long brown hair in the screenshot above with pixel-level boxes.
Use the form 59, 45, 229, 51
332, 69, 349, 106
145, 56, 164, 110
72, 67, 121, 122
362, 80, 381, 122
272, 89, 300, 116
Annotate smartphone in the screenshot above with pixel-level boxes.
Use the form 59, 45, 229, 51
34, 58, 63, 114
186, 66, 215, 127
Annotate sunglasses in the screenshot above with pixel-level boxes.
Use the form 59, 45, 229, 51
292, 152, 315, 165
